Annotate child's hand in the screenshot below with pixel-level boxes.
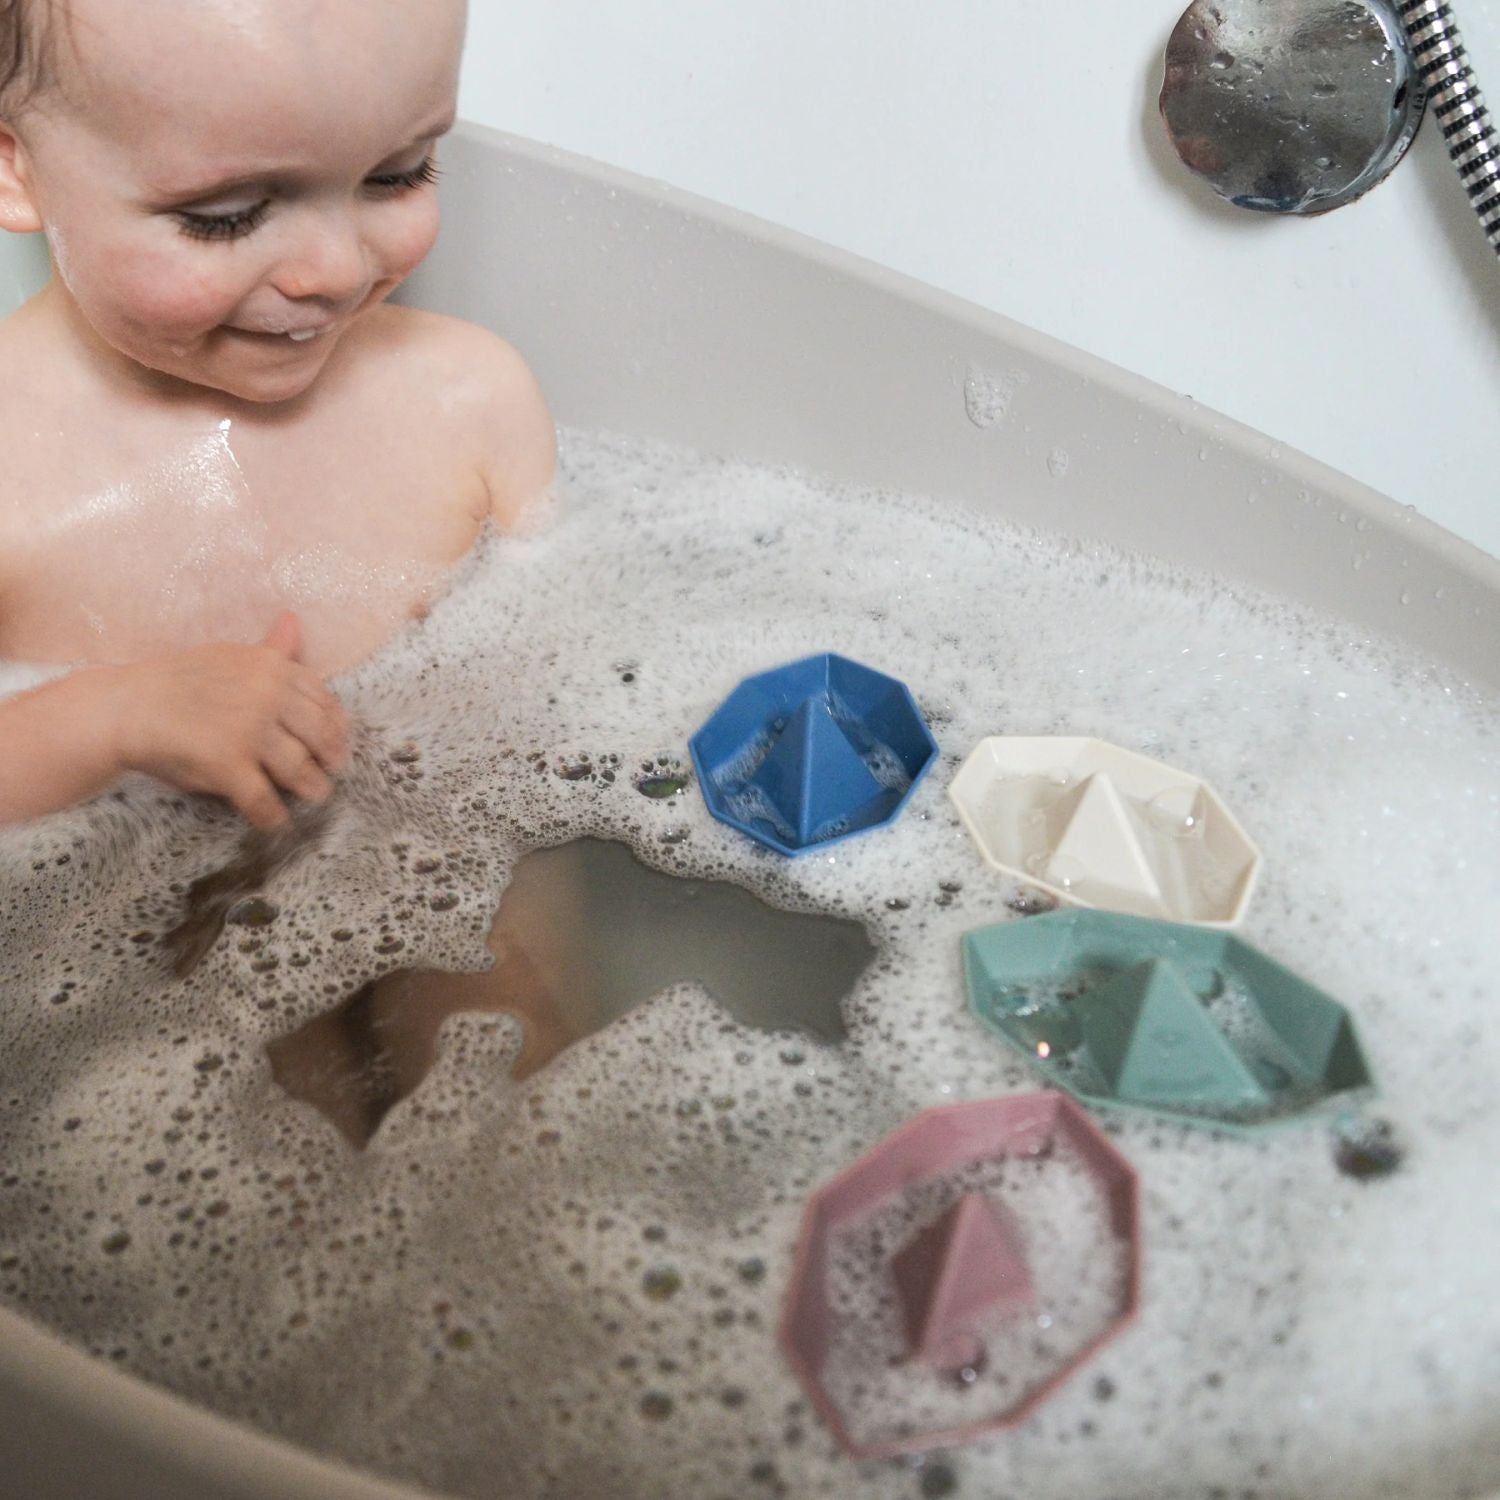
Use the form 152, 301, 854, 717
112, 612, 351, 830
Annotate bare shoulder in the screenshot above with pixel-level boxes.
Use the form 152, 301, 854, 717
360, 304, 533, 392
360, 306, 557, 526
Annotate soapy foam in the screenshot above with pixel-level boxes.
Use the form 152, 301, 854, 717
0, 429, 1498, 1499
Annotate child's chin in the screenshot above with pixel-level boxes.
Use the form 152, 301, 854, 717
176, 354, 328, 406
219, 369, 324, 404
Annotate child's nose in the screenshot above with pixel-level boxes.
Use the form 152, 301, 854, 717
275, 214, 370, 305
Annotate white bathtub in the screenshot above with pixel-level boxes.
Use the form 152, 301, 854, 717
1, 121, 1497, 1500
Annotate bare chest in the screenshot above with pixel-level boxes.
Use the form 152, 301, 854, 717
0, 421, 488, 676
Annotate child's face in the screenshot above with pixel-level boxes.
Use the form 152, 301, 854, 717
14, 0, 466, 404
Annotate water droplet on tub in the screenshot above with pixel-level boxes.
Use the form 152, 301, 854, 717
964, 367, 1017, 429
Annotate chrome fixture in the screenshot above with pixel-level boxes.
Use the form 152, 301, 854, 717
1161, 0, 1500, 260
1160, 0, 1426, 214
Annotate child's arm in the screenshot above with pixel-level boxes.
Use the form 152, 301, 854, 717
470, 334, 558, 529
0, 612, 350, 830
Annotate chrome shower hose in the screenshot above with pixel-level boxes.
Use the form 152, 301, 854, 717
1396, 0, 1500, 256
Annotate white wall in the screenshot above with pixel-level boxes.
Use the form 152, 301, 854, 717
458, 0, 1500, 561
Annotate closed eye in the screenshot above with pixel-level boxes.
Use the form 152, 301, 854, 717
175, 201, 271, 242
364, 156, 442, 197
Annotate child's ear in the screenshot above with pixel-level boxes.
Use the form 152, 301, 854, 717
0, 124, 44, 235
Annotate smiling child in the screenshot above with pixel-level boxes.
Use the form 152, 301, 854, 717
0, 0, 556, 829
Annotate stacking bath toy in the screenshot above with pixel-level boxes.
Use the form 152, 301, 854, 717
891, 1192, 1034, 1374
778, 1093, 1140, 1459
949, 736, 1261, 926
963, 910, 1374, 1132
689, 653, 938, 856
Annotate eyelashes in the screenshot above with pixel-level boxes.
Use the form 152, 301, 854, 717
173, 156, 442, 243
176, 202, 272, 243
365, 157, 442, 196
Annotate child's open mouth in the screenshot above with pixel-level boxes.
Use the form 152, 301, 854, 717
224, 324, 331, 345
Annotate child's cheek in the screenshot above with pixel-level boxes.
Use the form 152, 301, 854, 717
383, 198, 442, 285
89, 244, 239, 339
139, 258, 237, 335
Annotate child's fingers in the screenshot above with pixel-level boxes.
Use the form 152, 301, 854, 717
288, 668, 341, 716
262, 730, 336, 805
227, 769, 292, 831
326, 701, 353, 768
278, 692, 349, 774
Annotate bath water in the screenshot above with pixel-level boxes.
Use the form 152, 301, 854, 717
1, 429, 1499, 1500
265, 836, 874, 1146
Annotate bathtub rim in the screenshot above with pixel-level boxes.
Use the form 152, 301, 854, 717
429, 120, 1500, 632
0, 1300, 445, 1500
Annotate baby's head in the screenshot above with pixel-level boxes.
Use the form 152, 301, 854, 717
0, 0, 467, 404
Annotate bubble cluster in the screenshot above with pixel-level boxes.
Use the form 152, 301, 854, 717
0, 429, 1498, 1499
